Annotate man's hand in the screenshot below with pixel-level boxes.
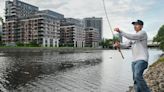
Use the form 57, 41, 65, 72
114, 28, 120, 33
113, 41, 120, 48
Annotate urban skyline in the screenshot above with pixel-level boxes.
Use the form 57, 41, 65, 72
0, 0, 163, 40
1, 0, 101, 47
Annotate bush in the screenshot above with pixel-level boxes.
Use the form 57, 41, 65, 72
28, 40, 40, 47
159, 41, 164, 51
99, 38, 113, 48
16, 42, 24, 46
153, 25, 164, 51
16, 40, 40, 47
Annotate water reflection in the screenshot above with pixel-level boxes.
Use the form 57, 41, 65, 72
0, 49, 162, 92
0, 51, 102, 91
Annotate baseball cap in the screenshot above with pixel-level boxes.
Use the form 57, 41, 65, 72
132, 20, 144, 25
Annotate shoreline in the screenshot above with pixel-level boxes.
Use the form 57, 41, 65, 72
0, 47, 111, 53
0, 47, 157, 53
128, 53, 164, 92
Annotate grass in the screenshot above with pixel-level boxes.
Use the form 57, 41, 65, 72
150, 56, 164, 67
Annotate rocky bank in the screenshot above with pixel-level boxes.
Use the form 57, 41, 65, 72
128, 54, 164, 92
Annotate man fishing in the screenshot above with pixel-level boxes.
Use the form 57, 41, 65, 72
113, 20, 151, 92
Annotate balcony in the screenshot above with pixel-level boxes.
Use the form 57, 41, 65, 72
38, 33, 44, 37
38, 25, 44, 28
11, 6, 17, 9
38, 21, 44, 24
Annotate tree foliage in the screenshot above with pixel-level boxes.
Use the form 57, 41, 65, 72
99, 38, 113, 48
153, 25, 164, 51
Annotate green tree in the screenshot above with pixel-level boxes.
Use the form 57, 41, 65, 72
16, 42, 24, 47
16, 40, 40, 47
153, 25, 164, 51
28, 40, 40, 47
100, 38, 113, 48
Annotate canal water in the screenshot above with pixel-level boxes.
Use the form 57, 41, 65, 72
0, 49, 162, 92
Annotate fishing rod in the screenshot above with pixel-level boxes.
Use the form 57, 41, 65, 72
102, 0, 124, 59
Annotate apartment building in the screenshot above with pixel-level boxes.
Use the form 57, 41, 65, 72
60, 18, 85, 47
2, 0, 64, 47
84, 17, 103, 41
85, 27, 99, 48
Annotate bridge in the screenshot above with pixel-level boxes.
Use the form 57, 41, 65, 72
148, 40, 159, 47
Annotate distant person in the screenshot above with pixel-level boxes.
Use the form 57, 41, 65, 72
113, 20, 151, 92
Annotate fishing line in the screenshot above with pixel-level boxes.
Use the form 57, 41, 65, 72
102, 0, 124, 59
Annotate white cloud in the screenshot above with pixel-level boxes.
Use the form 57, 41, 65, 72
0, 0, 163, 40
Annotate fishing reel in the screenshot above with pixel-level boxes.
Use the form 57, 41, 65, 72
113, 33, 124, 59
113, 33, 122, 44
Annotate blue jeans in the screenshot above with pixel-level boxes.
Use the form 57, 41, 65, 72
132, 60, 151, 92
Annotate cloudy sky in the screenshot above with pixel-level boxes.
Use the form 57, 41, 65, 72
0, 0, 163, 40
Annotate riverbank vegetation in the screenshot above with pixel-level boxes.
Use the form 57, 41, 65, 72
99, 38, 113, 49
153, 25, 164, 51
150, 56, 164, 67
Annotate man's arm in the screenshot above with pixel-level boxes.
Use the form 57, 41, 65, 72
113, 41, 132, 48
120, 41, 132, 48
119, 30, 146, 40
